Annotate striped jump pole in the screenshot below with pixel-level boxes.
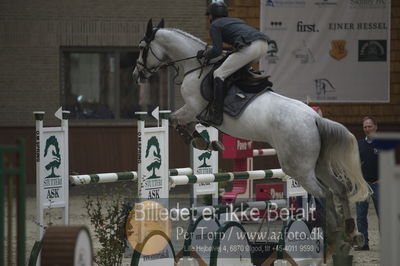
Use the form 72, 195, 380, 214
170, 199, 287, 218
69, 167, 193, 185
194, 199, 288, 216
252, 148, 276, 157
69, 171, 138, 185
170, 169, 286, 187
169, 167, 193, 176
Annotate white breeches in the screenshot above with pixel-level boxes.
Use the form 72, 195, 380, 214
213, 39, 269, 80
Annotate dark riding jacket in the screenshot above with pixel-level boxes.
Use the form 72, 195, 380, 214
358, 138, 379, 183
205, 17, 269, 60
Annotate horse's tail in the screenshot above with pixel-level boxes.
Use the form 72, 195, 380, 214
315, 117, 371, 202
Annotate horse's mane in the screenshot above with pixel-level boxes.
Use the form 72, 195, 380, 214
163, 28, 206, 46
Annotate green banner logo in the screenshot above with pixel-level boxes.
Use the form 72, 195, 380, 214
44, 136, 61, 178
145, 136, 162, 179
198, 130, 212, 168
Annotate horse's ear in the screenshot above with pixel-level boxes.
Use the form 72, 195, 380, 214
157, 18, 165, 29
145, 18, 153, 38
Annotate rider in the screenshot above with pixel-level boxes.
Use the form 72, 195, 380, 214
196, 1, 270, 126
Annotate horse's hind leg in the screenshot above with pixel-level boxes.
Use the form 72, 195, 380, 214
316, 162, 355, 234
296, 171, 356, 262
284, 167, 340, 231
315, 164, 368, 265
316, 162, 366, 250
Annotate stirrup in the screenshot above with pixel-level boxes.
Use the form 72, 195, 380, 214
197, 104, 223, 126
208, 107, 223, 126
196, 104, 214, 124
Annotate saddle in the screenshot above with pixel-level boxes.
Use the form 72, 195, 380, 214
200, 62, 273, 117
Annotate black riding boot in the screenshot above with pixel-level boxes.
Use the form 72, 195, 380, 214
210, 77, 224, 126
197, 77, 225, 126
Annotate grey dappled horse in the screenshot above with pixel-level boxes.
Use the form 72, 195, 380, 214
132, 19, 370, 249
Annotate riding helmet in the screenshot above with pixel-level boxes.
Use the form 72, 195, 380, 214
206, 1, 229, 17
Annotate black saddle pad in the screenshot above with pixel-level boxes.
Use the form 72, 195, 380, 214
200, 68, 273, 118
223, 85, 270, 117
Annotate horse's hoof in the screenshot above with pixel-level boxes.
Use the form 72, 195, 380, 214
344, 218, 355, 234
211, 141, 224, 152
191, 137, 209, 150
352, 233, 365, 247
332, 254, 353, 266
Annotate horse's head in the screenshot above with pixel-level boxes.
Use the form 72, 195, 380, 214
133, 18, 166, 83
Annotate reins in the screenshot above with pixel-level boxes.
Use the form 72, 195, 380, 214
137, 30, 217, 84
138, 44, 215, 85
164, 44, 216, 84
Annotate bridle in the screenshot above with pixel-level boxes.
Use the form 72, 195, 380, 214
136, 39, 165, 79
135, 32, 211, 83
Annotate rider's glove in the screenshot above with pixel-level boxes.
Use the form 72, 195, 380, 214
196, 50, 205, 59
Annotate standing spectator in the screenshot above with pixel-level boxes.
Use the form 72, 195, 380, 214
355, 116, 380, 251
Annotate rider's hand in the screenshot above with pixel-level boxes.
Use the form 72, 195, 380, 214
196, 50, 205, 59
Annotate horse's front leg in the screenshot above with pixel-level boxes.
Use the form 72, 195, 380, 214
170, 106, 224, 152
170, 105, 200, 145
170, 104, 197, 126
178, 123, 224, 152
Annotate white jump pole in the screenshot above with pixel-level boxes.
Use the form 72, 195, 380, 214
170, 169, 287, 187
69, 168, 193, 185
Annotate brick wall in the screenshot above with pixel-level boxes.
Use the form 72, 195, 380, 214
1, 0, 397, 125
229, 0, 399, 125
0, 0, 207, 126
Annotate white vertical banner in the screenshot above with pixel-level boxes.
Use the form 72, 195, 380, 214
137, 114, 169, 202
260, 0, 390, 102
39, 131, 67, 206
35, 111, 69, 240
